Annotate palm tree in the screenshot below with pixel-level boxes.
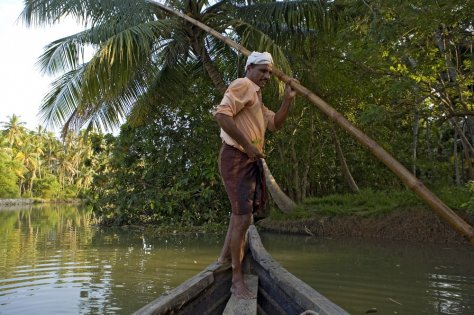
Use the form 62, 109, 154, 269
1, 114, 27, 148
21, 0, 328, 134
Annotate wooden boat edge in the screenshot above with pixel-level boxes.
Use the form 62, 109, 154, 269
133, 261, 228, 315
247, 225, 349, 315
134, 225, 349, 315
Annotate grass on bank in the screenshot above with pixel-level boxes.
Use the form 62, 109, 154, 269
269, 186, 474, 221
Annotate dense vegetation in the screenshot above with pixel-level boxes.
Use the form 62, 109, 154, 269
0, 115, 111, 200
8, 0, 473, 226
270, 187, 473, 221
89, 77, 228, 225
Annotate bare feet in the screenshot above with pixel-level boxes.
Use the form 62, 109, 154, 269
217, 255, 231, 265
230, 280, 257, 300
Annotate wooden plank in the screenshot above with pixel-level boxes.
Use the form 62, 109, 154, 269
222, 275, 258, 315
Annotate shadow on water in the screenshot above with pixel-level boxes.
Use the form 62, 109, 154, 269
0, 205, 473, 314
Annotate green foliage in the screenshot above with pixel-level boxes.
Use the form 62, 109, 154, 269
1, 116, 106, 200
270, 186, 472, 220
262, 0, 474, 200
0, 150, 19, 198
90, 76, 229, 226
461, 182, 474, 215
17, 0, 474, 227
33, 174, 61, 199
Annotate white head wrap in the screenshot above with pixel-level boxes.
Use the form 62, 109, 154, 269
245, 51, 273, 71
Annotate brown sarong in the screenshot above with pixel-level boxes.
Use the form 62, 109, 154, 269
219, 143, 267, 215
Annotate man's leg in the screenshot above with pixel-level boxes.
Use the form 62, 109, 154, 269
229, 213, 256, 299
217, 217, 233, 264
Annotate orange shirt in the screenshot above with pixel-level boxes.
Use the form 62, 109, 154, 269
214, 78, 276, 152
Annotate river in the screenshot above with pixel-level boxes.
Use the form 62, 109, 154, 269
0, 205, 473, 314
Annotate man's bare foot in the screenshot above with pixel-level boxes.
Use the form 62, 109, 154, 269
217, 255, 231, 265
230, 281, 256, 299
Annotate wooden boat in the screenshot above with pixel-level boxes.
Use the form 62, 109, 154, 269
134, 225, 349, 315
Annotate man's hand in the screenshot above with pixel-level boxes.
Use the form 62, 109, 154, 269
243, 142, 263, 161
274, 78, 299, 129
284, 79, 299, 100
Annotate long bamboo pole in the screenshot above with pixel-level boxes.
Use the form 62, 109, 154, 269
147, 0, 474, 246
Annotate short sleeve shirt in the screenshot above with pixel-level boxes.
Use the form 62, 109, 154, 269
213, 78, 276, 152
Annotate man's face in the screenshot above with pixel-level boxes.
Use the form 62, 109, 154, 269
246, 64, 273, 88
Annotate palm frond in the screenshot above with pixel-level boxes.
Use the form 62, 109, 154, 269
127, 65, 188, 127
235, 0, 335, 45
36, 11, 180, 76
203, 33, 242, 81
40, 66, 86, 129
36, 33, 87, 76
21, 0, 153, 27
40, 56, 150, 134
80, 20, 180, 105
233, 20, 292, 76
58, 67, 152, 135
127, 47, 197, 127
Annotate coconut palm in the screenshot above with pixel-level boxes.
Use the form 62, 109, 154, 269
21, 0, 330, 134
14, 144, 40, 196
1, 114, 27, 148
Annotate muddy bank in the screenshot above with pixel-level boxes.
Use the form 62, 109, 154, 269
0, 199, 36, 206
257, 207, 474, 244
0, 198, 83, 207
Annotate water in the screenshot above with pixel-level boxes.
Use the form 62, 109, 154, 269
261, 234, 474, 314
0, 205, 473, 314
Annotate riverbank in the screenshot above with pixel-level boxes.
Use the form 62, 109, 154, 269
0, 198, 36, 206
0, 198, 83, 207
257, 207, 474, 244
256, 187, 474, 245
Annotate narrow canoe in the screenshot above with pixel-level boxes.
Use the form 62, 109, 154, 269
134, 225, 349, 315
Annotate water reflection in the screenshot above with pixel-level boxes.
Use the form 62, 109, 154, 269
1, 206, 473, 314
428, 272, 471, 314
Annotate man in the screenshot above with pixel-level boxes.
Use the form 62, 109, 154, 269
214, 51, 297, 299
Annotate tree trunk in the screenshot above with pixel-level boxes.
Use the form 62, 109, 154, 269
412, 110, 420, 176
450, 117, 474, 180
301, 162, 310, 201
468, 117, 474, 148
465, 119, 474, 181
454, 130, 461, 185
331, 125, 359, 193
191, 35, 227, 95
448, 116, 474, 157
289, 141, 303, 202
18, 178, 23, 196
426, 119, 433, 180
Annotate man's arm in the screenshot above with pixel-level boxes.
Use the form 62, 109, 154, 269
274, 80, 298, 129
215, 113, 263, 160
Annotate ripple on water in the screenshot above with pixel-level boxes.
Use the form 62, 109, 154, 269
0, 251, 116, 314
2, 206, 473, 315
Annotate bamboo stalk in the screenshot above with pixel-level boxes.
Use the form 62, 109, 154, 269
147, 0, 474, 245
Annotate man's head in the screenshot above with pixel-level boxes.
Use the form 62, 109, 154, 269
245, 51, 273, 88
